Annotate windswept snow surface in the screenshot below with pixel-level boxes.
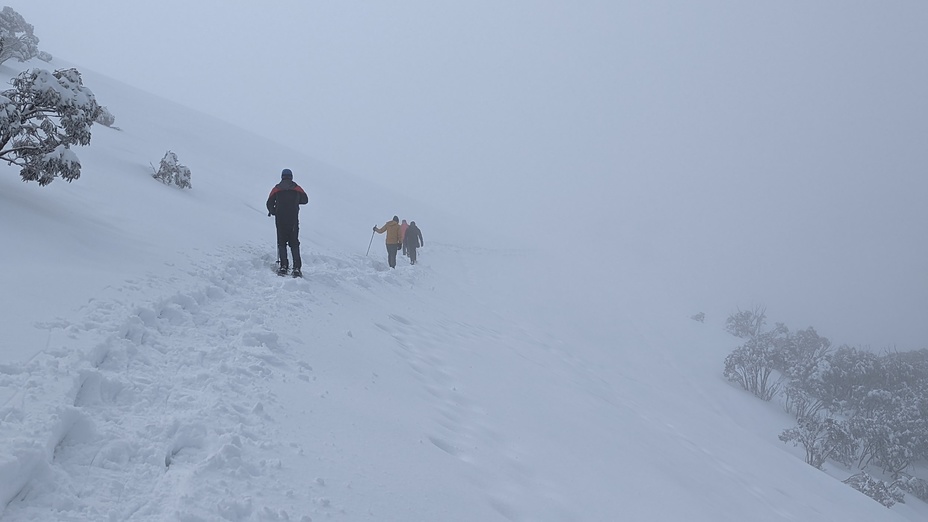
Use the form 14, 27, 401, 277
1, 58, 924, 521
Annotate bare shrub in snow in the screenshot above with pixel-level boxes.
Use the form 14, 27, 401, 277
842, 472, 905, 508
95, 106, 116, 128
0, 68, 101, 185
153, 150, 192, 189
690, 312, 705, 323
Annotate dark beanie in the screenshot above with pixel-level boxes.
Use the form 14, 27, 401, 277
281, 168, 293, 179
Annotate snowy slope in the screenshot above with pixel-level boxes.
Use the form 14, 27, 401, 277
0, 57, 924, 521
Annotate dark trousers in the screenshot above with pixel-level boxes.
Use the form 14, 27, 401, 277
276, 221, 301, 269
408, 245, 418, 264
386, 243, 400, 268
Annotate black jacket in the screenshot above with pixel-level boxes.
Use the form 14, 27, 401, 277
266, 180, 308, 224
405, 224, 423, 248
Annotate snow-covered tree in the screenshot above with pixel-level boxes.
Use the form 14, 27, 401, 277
0, 6, 39, 65
0, 68, 101, 185
878, 350, 928, 393
819, 346, 879, 410
779, 327, 832, 378
849, 389, 927, 478
723, 309, 928, 503
153, 150, 192, 189
780, 415, 855, 469
725, 306, 767, 340
782, 384, 827, 422
774, 327, 835, 417
723, 311, 787, 401
899, 474, 928, 503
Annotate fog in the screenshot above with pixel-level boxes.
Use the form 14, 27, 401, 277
18, 1, 928, 349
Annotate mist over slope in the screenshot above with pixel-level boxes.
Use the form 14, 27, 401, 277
0, 56, 923, 520
0, 55, 477, 359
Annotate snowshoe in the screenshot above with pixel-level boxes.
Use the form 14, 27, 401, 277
292, 269, 302, 278
277, 266, 289, 276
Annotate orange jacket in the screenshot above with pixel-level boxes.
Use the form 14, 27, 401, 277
375, 219, 402, 245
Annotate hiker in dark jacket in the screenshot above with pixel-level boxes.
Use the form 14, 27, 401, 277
267, 168, 309, 276
405, 220, 424, 265
373, 215, 402, 268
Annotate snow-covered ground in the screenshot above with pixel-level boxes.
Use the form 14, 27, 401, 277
1, 56, 924, 521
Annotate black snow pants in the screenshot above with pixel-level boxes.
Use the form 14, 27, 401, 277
276, 221, 302, 270
386, 243, 401, 268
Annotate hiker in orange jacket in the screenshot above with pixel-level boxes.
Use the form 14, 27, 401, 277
373, 216, 402, 268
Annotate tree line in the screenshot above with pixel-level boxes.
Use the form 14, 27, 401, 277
722, 307, 928, 508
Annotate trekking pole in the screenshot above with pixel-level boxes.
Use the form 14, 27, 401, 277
366, 229, 375, 256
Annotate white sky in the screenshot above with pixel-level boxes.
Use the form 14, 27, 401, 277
14, 0, 928, 349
